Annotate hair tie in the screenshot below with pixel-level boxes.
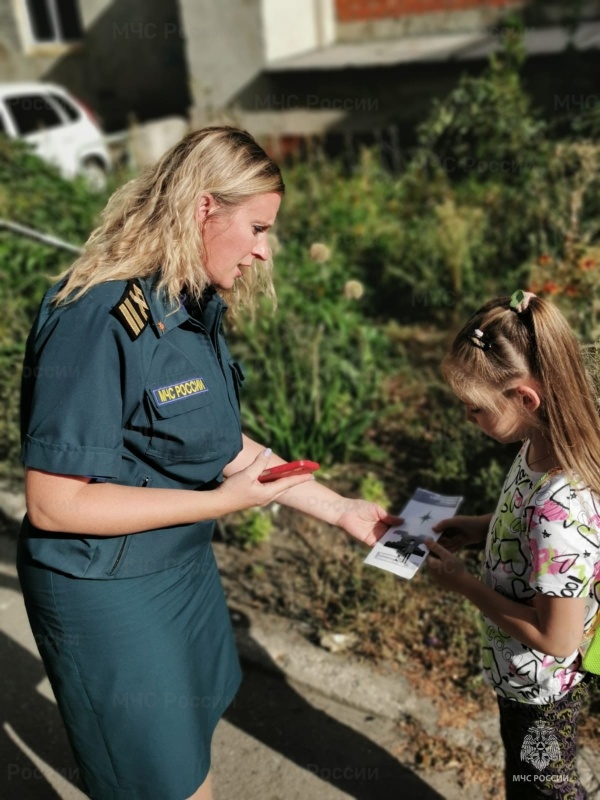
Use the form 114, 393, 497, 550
510, 290, 536, 314
468, 328, 491, 351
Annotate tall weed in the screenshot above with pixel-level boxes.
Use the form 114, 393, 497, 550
0, 137, 109, 476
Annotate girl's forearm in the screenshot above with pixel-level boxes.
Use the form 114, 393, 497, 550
458, 572, 583, 657
472, 514, 493, 541
460, 573, 540, 645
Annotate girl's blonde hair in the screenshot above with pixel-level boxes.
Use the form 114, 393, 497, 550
54, 126, 285, 313
442, 295, 600, 494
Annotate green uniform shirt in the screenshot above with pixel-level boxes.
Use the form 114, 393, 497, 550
19, 276, 244, 579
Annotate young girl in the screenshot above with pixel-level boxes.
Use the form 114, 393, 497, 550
427, 291, 600, 800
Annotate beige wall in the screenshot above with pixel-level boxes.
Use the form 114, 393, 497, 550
182, 0, 337, 127
179, 0, 264, 127
261, 0, 335, 62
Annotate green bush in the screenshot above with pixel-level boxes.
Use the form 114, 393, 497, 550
229, 228, 403, 465
0, 137, 110, 476
227, 508, 274, 548
414, 28, 545, 187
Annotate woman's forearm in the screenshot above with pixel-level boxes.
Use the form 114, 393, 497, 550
224, 434, 350, 526
25, 470, 243, 535
274, 481, 352, 526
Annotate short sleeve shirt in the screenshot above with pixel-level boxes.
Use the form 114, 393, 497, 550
19, 277, 245, 579
481, 441, 600, 704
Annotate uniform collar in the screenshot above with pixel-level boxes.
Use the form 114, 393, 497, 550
136, 275, 227, 337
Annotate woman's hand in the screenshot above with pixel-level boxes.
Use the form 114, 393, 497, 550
224, 436, 403, 543
425, 539, 469, 592
216, 448, 315, 514
335, 499, 403, 547
431, 514, 490, 552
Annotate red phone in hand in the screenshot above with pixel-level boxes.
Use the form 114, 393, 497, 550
258, 460, 320, 483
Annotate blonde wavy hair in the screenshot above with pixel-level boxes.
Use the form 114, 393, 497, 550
54, 126, 285, 313
442, 295, 600, 495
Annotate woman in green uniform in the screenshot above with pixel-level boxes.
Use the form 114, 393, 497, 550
17, 127, 399, 800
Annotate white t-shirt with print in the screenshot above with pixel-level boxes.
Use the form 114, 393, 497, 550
481, 441, 600, 704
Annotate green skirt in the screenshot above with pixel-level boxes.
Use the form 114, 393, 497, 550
17, 540, 241, 799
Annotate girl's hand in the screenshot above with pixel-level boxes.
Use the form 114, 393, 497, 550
335, 499, 403, 547
217, 449, 315, 513
431, 514, 490, 552
425, 539, 468, 592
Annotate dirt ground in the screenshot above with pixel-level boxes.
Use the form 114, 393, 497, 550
213, 507, 600, 797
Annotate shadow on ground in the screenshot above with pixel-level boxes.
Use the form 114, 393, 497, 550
227, 609, 443, 800
0, 514, 441, 800
1, 515, 82, 799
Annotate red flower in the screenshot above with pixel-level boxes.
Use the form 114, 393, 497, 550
537, 253, 552, 266
564, 285, 578, 297
542, 281, 560, 295
579, 257, 596, 271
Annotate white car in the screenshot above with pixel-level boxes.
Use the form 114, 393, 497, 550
0, 82, 111, 190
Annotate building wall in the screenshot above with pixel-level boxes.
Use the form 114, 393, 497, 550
236, 44, 598, 151
183, 0, 338, 127
335, 0, 526, 38
180, 0, 264, 127
0, 0, 66, 82
0, 0, 103, 81
261, 0, 336, 62
49, 0, 191, 131
0, 0, 191, 132
0, 0, 21, 81
336, 0, 519, 21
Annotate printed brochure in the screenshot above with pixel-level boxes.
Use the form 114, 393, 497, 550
364, 488, 463, 580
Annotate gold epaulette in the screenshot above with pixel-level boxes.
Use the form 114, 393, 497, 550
111, 279, 151, 340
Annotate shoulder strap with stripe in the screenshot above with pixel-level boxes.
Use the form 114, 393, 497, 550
111, 279, 151, 340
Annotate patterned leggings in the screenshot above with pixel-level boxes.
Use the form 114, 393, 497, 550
497, 676, 591, 800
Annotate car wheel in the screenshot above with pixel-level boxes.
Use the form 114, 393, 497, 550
80, 158, 108, 192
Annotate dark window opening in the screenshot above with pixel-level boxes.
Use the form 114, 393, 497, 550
25, 0, 83, 43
